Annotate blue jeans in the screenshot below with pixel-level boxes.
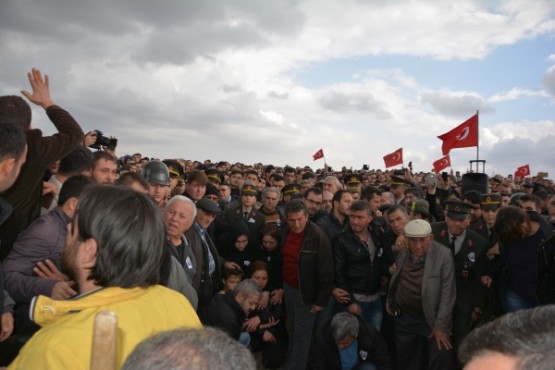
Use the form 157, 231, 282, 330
505, 289, 538, 313
284, 283, 318, 370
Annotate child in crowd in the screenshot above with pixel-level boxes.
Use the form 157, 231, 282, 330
219, 268, 244, 294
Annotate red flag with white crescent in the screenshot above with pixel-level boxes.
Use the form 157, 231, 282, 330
313, 149, 324, 161
383, 148, 403, 168
433, 155, 451, 172
514, 164, 530, 177
437, 113, 478, 155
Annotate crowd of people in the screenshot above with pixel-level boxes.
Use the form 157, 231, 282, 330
0, 68, 554, 369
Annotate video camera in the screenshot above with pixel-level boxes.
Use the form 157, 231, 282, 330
89, 130, 118, 151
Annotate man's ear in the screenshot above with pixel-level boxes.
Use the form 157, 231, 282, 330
81, 238, 98, 269
0, 158, 16, 177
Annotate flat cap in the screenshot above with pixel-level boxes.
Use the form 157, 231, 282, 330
404, 219, 432, 238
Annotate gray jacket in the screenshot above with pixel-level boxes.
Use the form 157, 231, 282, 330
388, 241, 456, 334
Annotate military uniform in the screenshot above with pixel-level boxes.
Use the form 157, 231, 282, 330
431, 201, 489, 350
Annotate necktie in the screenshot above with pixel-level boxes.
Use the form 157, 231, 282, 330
243, 212, 249, 221
449, 236, 457, 255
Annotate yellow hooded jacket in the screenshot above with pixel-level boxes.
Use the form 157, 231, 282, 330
9, 285, 201, 369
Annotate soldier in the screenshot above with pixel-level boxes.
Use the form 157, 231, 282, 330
223, 182, 265, 246
431, 200, 489, 351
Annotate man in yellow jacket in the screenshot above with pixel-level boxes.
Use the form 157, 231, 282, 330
8, 185, 201, 369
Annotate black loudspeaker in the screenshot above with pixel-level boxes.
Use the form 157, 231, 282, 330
462, 173, 489, 195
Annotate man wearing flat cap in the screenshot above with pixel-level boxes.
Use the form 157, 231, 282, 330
187, 198, 240, 312
223, 182, 265, 247
431, 200, 489, 353
387, 219, 456, 370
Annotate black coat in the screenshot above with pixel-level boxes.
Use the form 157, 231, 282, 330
333, 223, 393, 300
309, 314, 391, 370
198, 291, 245, 340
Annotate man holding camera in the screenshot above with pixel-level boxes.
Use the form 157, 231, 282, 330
386, 220, 456, 370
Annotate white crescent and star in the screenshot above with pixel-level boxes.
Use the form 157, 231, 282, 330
456, 127, 470, 141
441, 158, 448, 166
392, 152, 401, 161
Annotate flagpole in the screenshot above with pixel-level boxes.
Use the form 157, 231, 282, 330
476, 109, 479, 165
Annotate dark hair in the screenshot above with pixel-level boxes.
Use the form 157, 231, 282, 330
58, 175, 94, 205
116, 172, 150, 190
404, 187, 423, 199
222, 267, 244, 280
272, 174, 285, 183
75, 185, 165, 287
350, 200, 371, 214
93, 150, 116, 164
519, 194, 541, 210
361, 186, 382, 200
284, 166, 295, 174
332, 189, 351, 204
187, 170, 208, 185
0, 96, 32, 130
284, 199, 308, 216
459, 305, 555, 369
494, 206, 528, 246
261, 224, 281, 245
0, 119, 26, 161
250, 260, 270, 278
462, 190, 481, 205
384, 204, 408, 217
59, 146, 94, 175
302, 172, 316, 180
304, 187, 322, 198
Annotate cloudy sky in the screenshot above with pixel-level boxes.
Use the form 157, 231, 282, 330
1, 0, 554, 177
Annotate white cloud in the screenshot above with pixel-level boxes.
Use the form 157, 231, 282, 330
488, 87, 550, 102
1, 0, 555, 177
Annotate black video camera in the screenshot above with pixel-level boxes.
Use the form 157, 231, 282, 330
89, 130, 118, 151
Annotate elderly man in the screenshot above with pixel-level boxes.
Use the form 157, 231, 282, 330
162, 195, 199, 309
282, 200, 334, 370
8, 185, 201, 369
188, 199, 240, 312
387, 219, 456, 370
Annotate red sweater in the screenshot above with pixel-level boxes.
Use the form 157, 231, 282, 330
282, 229, 305, 288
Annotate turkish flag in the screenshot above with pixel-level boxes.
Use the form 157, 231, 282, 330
514, 164, 530, 177
313, 149, 324, 161
383, 148, 403, 168
437, 113, 479, 155
433, 155, 451, 172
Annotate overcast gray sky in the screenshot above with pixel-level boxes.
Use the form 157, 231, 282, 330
1, 0, 554, 177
